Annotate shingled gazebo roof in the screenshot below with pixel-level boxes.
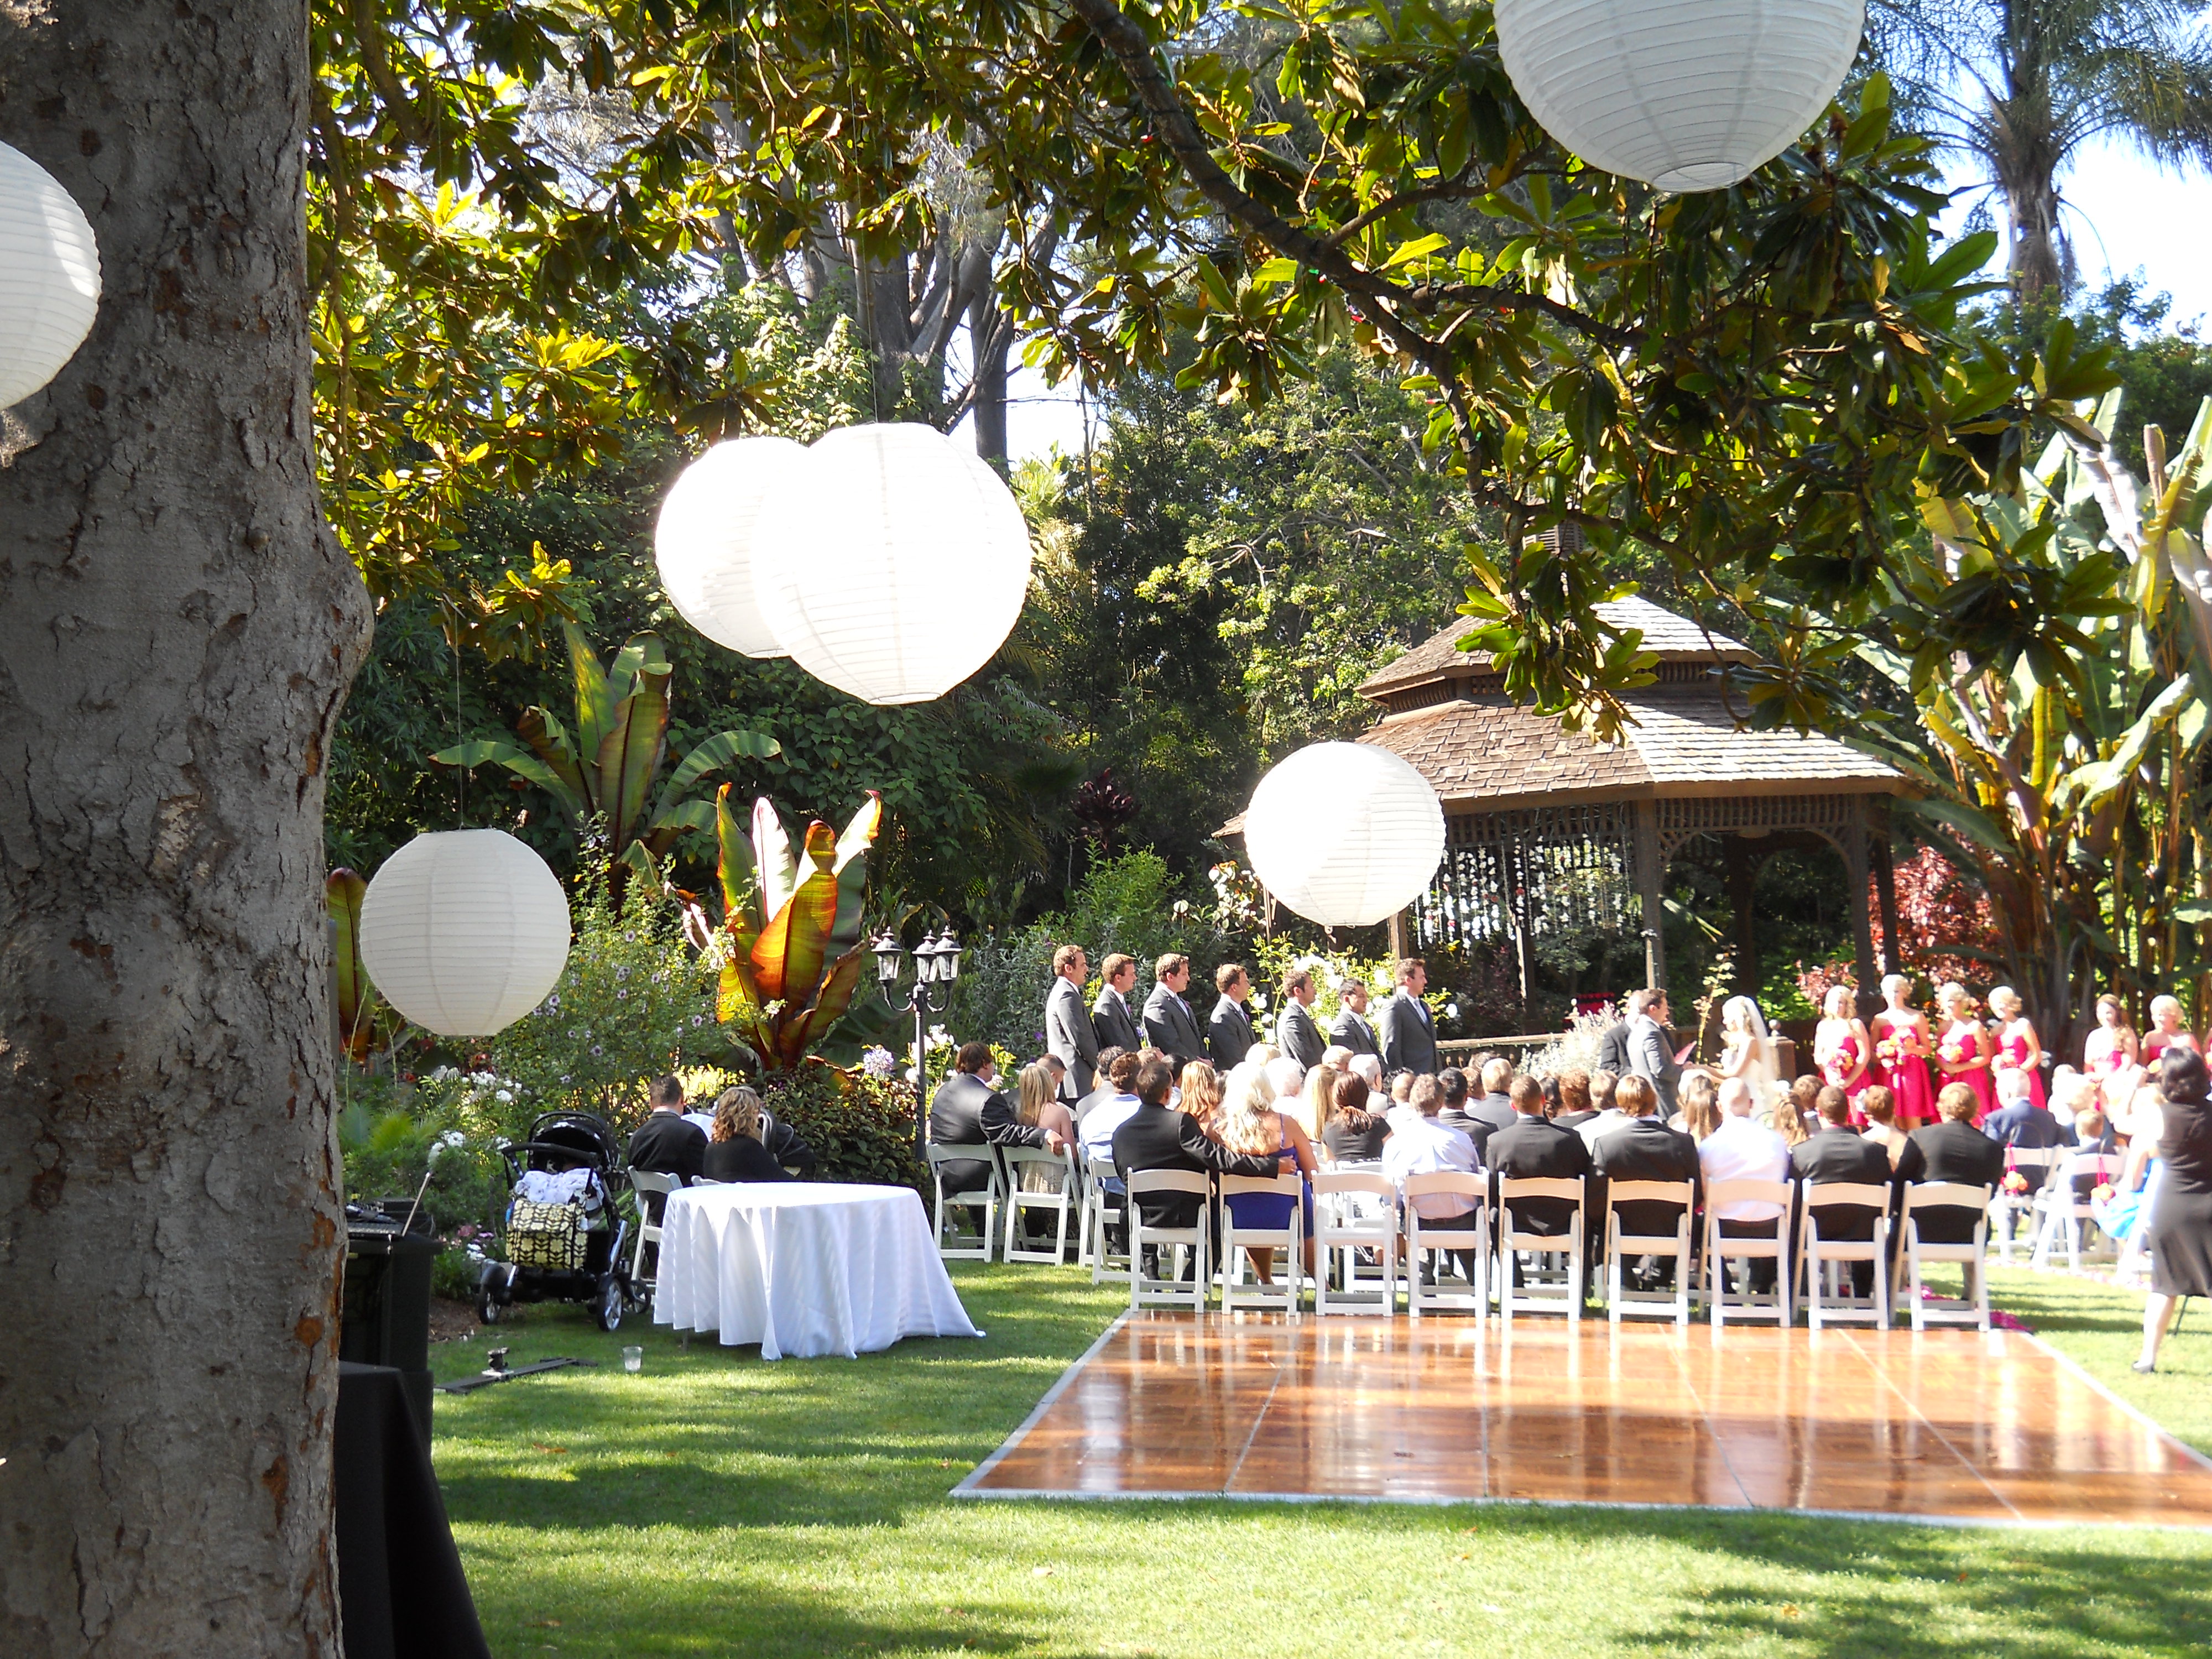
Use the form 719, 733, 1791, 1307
1350, 598, 1903, 814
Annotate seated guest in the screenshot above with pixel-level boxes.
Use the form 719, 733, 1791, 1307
1790, 1083, 1896, 1296
1436, 1067, 1476, 1136
1388, 1070, 1417, 1109
627, 1074, 707, 1207
1859, 1084, 1911, 1168
1078, 1048, 1147, 1182
1674, 1071, 1721, 1141
931, 1042, 1056, 1202
1588, 1069, 1619, 1115
1178, 1060, 1225, 1141
1474, 1074, 1543, 1164
1015, 1060, 1076, 1150
1592, 1074, 1701, 1286
1540, 1076, 1563, 1118
1896, 1081, 2006, 1243
1347, 1052, 1385, 1103
1321, 1073, 1391, 1162
1111, 1052, 1279, 1238
1487, 1071, 1593, 1240
1073, 1046, 1126, 1128
1264, 1054, 1307, 1115
1699, 1077, 1791, 1293
1383, 1074, 1481, 1278
1552, 1068, 1598, 1132
701, 1086, 795, 1182
1575, 1078, 1632, 1150
1764, 1075, 1818, 1149
2073, 1107, 2116, 1155
1298, 1057, 1344, 1143
1986, 1066, 2066, 1150
1471, 1057, 1517, 1133
1217, 1062, 1320, 1280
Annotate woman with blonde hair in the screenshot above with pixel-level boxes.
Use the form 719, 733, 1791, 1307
702, 1086, 793, 1182
1217, 1061, 1318, 1281
2142, 994, 2200, 1069
1762, 1075, 1814, 1148
1300, 1058, 1343, 1142
1986, 985, 2046, 1111
1868, 972, 1936, 1128
2084, 993, 2139, 1083
1934, 981, 1995, 1125
1013, 1062, 1076, 1194
1676, 1070, 1722, 1141
1717, 995, 1779, 1108
1814, 984, 1871, 1121
1178, 1061, 1225, 1140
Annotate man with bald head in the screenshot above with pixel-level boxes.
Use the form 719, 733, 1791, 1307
1698, 1077, 1792, 1296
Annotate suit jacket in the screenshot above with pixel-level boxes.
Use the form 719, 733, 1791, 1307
1592, 1117, 1702, 1239
700, 1135, 794, 1183
1143, 984, 1207, 1068
1277, 998, 1326, 1070
1896, 1119, 2005, 1243
1469, 1093, 1516, 1135
1627, 1015, 1682, 1113
1091, 985, 1144, 1056
1983, 1100, 2065, 1150
1110, 1103, 1277, 1228
1486, 1115, 1592, 1237
1596, 1021, 1632, 1077
1045, 977, 1100, 1098
1790, 1125, 1896, 1240
1380, 988, 1437, 1077
1436, 1107, 1498, 1166
1329, 1006, 1380, 1057
627, 1112, 706, 1182
929, 1071, 1045, 1189
758, 1109, 817, 1176
1208, 997, 1255, 1070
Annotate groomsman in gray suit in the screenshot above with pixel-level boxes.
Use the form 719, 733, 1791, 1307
1276, 967, 1326, 1070
1330, 978, 1381, 1057
1208, 963, 1256, 1070
1044, 943, 1099, 1101
1091, 952, 1144, 1053
1142, 952, 1207, 1068
1379, 957, 1438, 1077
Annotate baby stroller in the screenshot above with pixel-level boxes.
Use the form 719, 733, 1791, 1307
477, 1110, 639, 1332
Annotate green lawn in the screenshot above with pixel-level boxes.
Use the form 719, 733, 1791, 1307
431, 1266, 2212, 1658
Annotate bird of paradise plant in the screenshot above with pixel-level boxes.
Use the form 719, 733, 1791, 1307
708, 784, 897, 1073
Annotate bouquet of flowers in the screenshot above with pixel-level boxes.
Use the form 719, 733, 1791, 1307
1938, 1043, 1964, 1067
1875, 1037, 1901, 1066
2093, 1182, 2117, 1204
2002, 1171, 2031, 1196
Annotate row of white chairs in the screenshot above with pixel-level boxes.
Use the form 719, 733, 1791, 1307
1989, 1148, 2126, 1270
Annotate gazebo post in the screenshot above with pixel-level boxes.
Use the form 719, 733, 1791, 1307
1871, 798, 1902, 975
1388, 907, 1410, 963
1844, 797, 1878, 1000
1633, 799, 1666, 990
1724, 835, 1762, 997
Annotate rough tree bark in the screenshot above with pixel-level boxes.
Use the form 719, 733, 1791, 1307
1, 3, 371, 1654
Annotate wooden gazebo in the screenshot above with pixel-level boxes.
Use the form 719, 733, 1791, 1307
1354, 598, 1908, 1000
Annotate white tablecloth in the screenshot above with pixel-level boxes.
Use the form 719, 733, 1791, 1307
653, 1182, 982, 1360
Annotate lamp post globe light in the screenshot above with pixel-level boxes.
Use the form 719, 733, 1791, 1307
873, 926, 963, 1157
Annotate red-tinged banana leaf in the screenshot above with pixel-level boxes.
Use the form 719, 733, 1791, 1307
564, 620, 614, 764
752, 795, 797, 920
832, 792, 882, 875
714, 784, 760, 942
716, 953, 770, 1036
594, 679, 671, 853
749, 821, 841, 1006
517, 705, 591, 807
325, 868, 377, 1065
831, 794, 880, 943
771, 946, 870, 1068
643, 797, 716, 859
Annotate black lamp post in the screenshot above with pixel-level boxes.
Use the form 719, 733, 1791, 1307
872, 927, 962, 1158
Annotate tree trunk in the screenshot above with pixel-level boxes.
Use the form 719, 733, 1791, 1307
968, 286, 1011, 465
1, 5, 371, 1655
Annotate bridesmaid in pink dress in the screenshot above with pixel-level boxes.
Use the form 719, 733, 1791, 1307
2141, 995, 2200, 1069
1869, 973, 1937, 1128
1987, 985, 2046, 1110
1935, 981, 1997, 1125
2084, 994, 2141, 1088
1815, 985, 1873, 1124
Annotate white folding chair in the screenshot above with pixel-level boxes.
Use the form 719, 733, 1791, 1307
1125, 1169, 1212, 1311
2031, 1152, 2122, 1271
1899, 1182, 1994, 1332
1218, 1172, 1306, 1314
1798, 1182, 1892, 1328
1603, 1180, 1696, 1326
1404, 1172, 1490, 1318
1496, 1177, 1585, 1324
1702, 1180, 1793, 1327
1079, 1155, 1130, 1283
1311, 1170, 1399, 1314
1001, 1144, 1079, 1265
626, 1169, 681, 1306
927, 1142, 1003, 1262
1990, 1147, 2059, 1264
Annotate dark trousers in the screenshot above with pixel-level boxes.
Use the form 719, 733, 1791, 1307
1410, 1207, 1480, 1284
1715, 1216, 1782, 1295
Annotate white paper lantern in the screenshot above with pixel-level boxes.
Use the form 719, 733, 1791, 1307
749, 422, 1032, 705
1243, 743, 1446, 928
1493, 0, 1865, 192
358, 830, 571, 1038
0, 140, 101, 408
654, 435, 806, 657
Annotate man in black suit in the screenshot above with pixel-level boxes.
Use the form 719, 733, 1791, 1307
1044, 943, 1100, 1102
1208, 963, 1255, 1070
929, 1042, 1057, 1203
1487, 1077, 1593, 1240
1091, 952, 1145, 1055
1467, 1058, 1517, 1135
1551, 1068, 1600, 1132
1790, 1084, 1897, 1296
626, 1075, 706, 1218
1591, 1074, 1702, 1287
1276, 968, 1326, 1070
1379, 957, 1437, 1078
1329, 979, 1381, 1057
1896, 1081, 2006, 1244
1437, 1066, 1478, 1137
1142, 953, 1207, 1069
1596, 994, 1638, 1077
1111, 1052, 1278, 1237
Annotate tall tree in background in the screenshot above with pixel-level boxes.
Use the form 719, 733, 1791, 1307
2, 3, 371, 1651
1871, 0, 2212, 296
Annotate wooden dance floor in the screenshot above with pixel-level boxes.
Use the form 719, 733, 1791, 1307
956, 1313, 2212, 1527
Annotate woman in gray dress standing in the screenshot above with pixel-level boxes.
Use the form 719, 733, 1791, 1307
2137, 1048, 2212, 1373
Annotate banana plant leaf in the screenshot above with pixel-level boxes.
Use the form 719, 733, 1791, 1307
596, 675, 671, 853
753, 796, 797, 920
430, 738, 577, 805
656, 729, 782, 818
751, 821, 841, 1008
565, 620, 615, 764
715, 784, 760, 938
517, 706, 590, 807
326, 868, 377, 1066
772, 947, 870, 1067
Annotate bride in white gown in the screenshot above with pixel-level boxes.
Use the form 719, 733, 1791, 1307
1718, 995, 1781, 1108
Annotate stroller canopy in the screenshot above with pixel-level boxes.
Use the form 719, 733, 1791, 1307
521, 1110, 622, 1171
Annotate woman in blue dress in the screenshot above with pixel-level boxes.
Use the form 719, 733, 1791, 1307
1215, 1060, 1318, 1283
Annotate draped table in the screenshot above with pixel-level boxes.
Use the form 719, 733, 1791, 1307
654, 1182, 982, 1359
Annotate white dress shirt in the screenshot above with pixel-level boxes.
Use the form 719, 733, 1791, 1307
1698, 1114, 1792, 1221
1382, 1113, 1479, 1218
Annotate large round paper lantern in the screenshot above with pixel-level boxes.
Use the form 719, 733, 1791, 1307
654, 435, 806, 657
749, 422, 1032, 705
1493, 0, 1865, 192
0, 140, 101, 408
1243, 743, 1445, 928
358, 830, 571, 1037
